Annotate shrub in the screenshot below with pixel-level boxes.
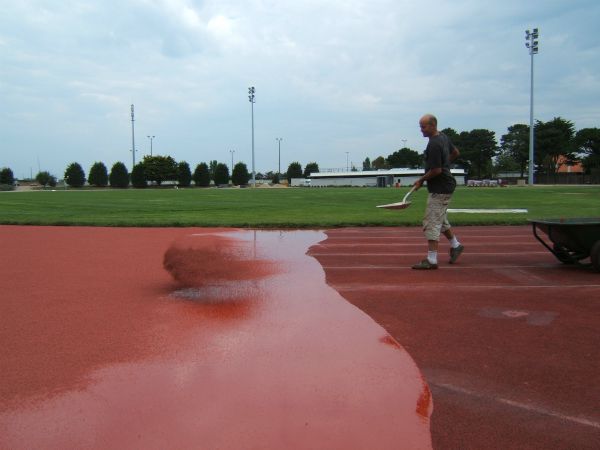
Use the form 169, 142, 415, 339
177, 161, 192, 187
232, 162, 250, 186
64, 162, 86, 188
131, 162, 147, 188
109, 162, 129, 188
88, 162, 108, 187
36, 171, 57, 188
214, 163, 230, 185
286, 161, 302, 183
0, 167, 15, 185
193, 162, 211, 187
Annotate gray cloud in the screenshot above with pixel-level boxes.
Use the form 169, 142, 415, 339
1, 0, 599, 178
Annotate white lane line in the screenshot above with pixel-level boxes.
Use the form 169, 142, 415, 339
432, 382, 600, 429
321, 265, 564, 270
310, 252, 550, 257
335, 284, 600, 290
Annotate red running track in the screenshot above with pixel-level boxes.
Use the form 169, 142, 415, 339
308, 225, 600, 449
0, 226, 432, 449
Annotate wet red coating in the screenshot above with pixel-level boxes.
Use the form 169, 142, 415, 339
163, 234, 276, 286
309, 226, 600, 449
0, 226, 432, 449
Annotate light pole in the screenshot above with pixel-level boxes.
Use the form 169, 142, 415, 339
401, 139, 407, 148
248, 87, 256, 187
525, 28, 539, 185
345, 152, 349, 172
130, 104, 136, 167
230, 149, 235, 172
276, 137, 283, 174
147, 135, 155, 156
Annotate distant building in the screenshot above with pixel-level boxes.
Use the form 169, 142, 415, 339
307, 168, 466, 187
556, 155, 583, 173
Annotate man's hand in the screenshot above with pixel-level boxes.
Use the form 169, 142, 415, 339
413, 179, 423, 190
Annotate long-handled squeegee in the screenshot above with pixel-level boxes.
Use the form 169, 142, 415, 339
376, 185, 417, 210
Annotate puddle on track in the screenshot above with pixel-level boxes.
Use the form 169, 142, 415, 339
0, 226, 431, 449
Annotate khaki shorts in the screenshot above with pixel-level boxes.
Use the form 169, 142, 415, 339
423, 193, 452, 241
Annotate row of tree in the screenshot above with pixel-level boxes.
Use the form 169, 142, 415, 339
362, 118, 599, 180
2, 156, 322, 189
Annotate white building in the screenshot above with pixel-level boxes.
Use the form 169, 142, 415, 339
307, 168, 466, 187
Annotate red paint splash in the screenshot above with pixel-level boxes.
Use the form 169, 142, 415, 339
163, 234, 277, 287
380, 334, 402, 349
416, 380, 433, 419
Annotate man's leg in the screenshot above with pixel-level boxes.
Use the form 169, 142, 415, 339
413, 194, 448, 270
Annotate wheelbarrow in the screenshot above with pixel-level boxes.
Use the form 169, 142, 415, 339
530, 218, 600, 272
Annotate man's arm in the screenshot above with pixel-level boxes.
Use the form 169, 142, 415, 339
413, 168, 442, 190
449, 146, 459, 163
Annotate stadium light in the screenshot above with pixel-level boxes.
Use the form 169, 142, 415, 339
147, 135, 155, 156
525, 28, 539, 185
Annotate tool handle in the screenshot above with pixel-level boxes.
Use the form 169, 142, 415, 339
402, 185, 417, 203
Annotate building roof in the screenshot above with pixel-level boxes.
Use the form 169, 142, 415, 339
309, 168, 465, 178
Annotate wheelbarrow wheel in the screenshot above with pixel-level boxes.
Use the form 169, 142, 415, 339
553, 244, 574, 264
591, 240, 600, 273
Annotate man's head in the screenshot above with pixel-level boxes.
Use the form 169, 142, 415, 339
419, 114, 438, 138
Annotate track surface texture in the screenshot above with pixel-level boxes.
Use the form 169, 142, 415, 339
0, 226, 431, 449
308, 225, 600, 450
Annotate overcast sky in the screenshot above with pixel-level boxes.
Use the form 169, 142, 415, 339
2, 0, 599, 179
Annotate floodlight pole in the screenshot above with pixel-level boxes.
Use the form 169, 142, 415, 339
525, 28, 539, 185
147, 135, 155, 156
248, 87, 256, 187
345, 152, 349, 172
230, 149, 235, 172
276, 137, 283, 174
131, 104, 136, 167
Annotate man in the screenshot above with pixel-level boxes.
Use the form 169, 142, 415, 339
412, 114, 464, 270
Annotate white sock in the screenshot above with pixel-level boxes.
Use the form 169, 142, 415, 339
427, 251, 438, 264
450, 236, 461, 248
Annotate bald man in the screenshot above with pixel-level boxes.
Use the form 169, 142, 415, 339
412, 114, 464, 269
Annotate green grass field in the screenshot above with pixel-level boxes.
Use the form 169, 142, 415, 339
1, 185, 599, 227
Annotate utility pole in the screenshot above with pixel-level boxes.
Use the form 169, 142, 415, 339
248, 87, 256, 187
525, 28, 539, 185
276, 138, 283, 174
131, 104, 136, 168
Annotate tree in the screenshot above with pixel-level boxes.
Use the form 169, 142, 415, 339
88, 162, 108, 187
109, 162, 129, 188
143, 155, 178, 185
232, 162, 250, 186
454, 129, 498, 179
36, 171, 57, 188
0, 167, 15, 185
371, 156, 388, 170
272, 172, 280, 184
575, 127, 600, 174
387, 148, 422, 169
500, 124, 530, 178
177, 161, 192, 187
493, 152, 520, 176
304, 162, 319, 178
193, 163, 211, 187
535, 117, 576, 174
64, 162, 86, 188
131, 162, 147, 188
214, 163, 230, 185
362, 157, 372, 171
286, 161, 302, 183
209, 160, 218, 181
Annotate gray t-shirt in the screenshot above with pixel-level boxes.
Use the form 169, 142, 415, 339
423, 133, 457, 194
